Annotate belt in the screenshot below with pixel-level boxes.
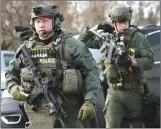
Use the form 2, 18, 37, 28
110, 81, 139, 91
110, 86, 136, 91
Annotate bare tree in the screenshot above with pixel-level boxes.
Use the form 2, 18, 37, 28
1, 1, 33, 51
1, 1, 79, 51
80, 1, 107, 31
1, 1, 160, 51
46, 1, 75, 32
146, 3, 160, 24
123, 1, 160, 26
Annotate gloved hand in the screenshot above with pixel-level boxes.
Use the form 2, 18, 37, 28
10, 85, 29, 101
97, 23, 114, 33
78, 100, 96, 120
115, 55, 132, 67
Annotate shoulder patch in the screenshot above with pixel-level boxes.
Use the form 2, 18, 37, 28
143, 39, 151, 47
143, 38, 154, 53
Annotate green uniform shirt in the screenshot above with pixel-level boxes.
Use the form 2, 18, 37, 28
5, 31, 101, 104
78, 28, 154, 71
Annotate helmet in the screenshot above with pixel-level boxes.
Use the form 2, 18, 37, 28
109, 4, 133, 22
30, 4, 64, 30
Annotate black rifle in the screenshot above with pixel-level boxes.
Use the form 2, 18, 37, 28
14, 25, 30, 32
14, 25, 33, 41
86, 27, 126, 64
16, 44, 67, 128
87, 27, 136, 81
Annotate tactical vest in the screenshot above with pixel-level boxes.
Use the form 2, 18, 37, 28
104, 26, 142, 89
20, 32, 84, 96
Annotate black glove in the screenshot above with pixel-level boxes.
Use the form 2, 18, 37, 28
115, 55, 132, 67
97, 23, 114, 33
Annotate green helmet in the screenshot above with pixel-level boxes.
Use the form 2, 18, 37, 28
109, 4, 133, 22
30, 4, 64, 30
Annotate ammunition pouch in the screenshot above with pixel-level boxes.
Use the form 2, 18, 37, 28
105, 57, 129, 83
123, 81, 140, 90
110, 73, 142, 92
106, 64, 117, 78
20, 67, 34, 93
105, 63, 120, 83
106, 61, 141, 91
21, 67, 33, 81
63, 69, 85, 95
117, 66, 128, 76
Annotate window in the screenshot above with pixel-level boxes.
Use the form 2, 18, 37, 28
4, 53, 14, 68
146, 31, 160, 46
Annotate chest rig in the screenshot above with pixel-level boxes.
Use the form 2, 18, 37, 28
21, 32, 85, 97
30, 42, 59, 78
20, 32, 72, 93
104, 34, 126, 84
105, 27, 141, 89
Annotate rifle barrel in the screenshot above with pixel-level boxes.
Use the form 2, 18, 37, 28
14, 25, 30, 32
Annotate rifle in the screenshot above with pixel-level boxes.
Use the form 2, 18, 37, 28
14, 25, 30, 32
86, 27, 127, 64
16, 44, 67, 128
86, 27, 136, 77
14, 25, 33, 41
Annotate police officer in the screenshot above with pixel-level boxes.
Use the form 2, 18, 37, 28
5, 3, 101, 128
78, 4, 154, 128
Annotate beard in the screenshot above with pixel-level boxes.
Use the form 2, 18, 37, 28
38, 30, 54, 40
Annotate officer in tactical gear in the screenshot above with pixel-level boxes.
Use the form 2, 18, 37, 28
5, 3, 101, 128
78, 4, 154, 128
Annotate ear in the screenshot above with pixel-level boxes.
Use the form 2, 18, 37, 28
112, 22, 116, 28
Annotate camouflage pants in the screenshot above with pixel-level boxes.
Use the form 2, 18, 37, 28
104, 87, 144, 128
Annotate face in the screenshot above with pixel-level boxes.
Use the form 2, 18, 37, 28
34, 16, 54, 40
114, 21, 129, 33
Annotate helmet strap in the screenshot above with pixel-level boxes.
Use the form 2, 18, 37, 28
114, 21, 120, 33
54, 17, 61, 32
129, 21, 131, 26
